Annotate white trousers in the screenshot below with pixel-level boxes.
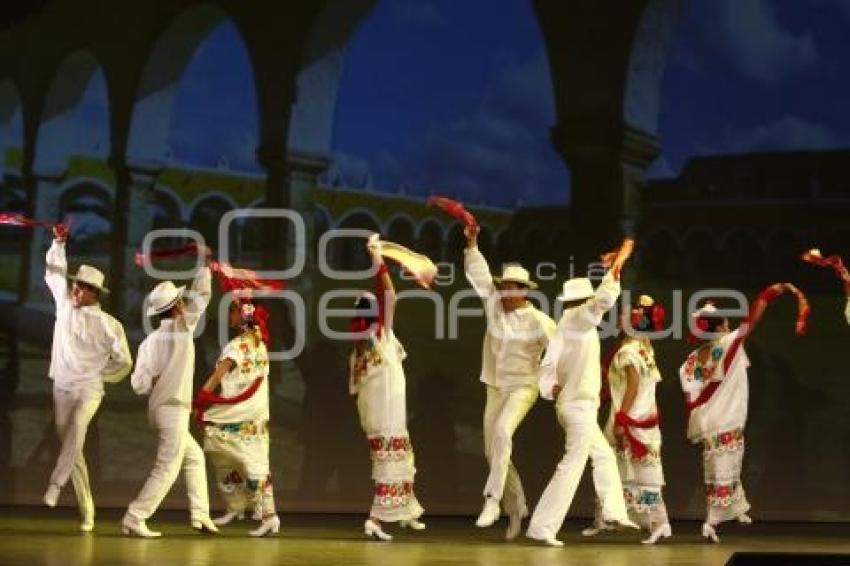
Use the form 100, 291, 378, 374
50, 385, 102, 517
527, 400, 629, 539
482, 385, 537, 515
126, 405, 210, 522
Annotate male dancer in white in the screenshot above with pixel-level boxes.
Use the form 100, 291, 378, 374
43, 225, 132, 532
526, 242, 637, 546
122, 251, 218, 537
464, 225, 556, 539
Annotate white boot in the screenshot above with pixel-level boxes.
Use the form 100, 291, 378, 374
191, 516, 220, 534
475, 497, 500, 528
249, 515, 281, 537
581, 517, 613, 537
399, 519, 426, 530
364, 518, 393, 541
43, 484, 60, 508
213, 510, 245, 526
80, 510, 95, 533
702, 522, 720, 543
737, 513, 753, 525
121, 516, 162, 538
526, 530, 564, 547
641, 522, 672, 544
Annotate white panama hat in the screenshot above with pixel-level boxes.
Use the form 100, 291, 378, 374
493, 264, 537, 289
68, 265, 109, 294
557, 277, 594, 302
146, 280, 186, 316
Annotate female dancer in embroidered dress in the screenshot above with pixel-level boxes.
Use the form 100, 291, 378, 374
583, 294, 671, 544
680, 283, 802, 543
196, 300, 279, 537
349, 239, 425, 541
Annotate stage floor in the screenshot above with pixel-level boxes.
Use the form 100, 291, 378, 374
0, 508, 848, 565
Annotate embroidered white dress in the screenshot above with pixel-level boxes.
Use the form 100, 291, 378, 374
349, 330, 424, 522
679, 329, 751, 525
203, 333, 274, 517
604, 338, 667, 529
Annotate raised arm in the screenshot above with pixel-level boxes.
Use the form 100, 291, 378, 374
572, 270, 622, 331
463, 225, 495, 300
44, 229, 69, 305
182, 252, 213, 329
101, 319, 132, 383
367, 236, 396, 332
723, 282, 794, 373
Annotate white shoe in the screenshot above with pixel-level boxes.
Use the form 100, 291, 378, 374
612, 517, 640, 530
737, 513, 753, 525
43, 484, 60, 508
213, 510, 245, 526
191, 517, 220, 534
641, 523, 672, 544
364, 519, 393, 541
400, 519, 426, 530
702, 522, 720, 543
121, 517, 162, 538
526, 531, 563, 547
80, 512, 94, 533
505, 510, 527, 541
475, 498, 500, 528
249, 515, 280, 537
581, 519, 613, 537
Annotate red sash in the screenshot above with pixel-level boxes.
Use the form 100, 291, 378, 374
614, 410, 659, 459
194, 375, 264, 424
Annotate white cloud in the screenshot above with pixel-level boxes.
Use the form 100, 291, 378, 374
359, 50, 566, 206
725, 115, 837, 153
682, 0, 818, 84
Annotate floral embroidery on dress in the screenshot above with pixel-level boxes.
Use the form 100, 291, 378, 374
617, 441, 661, 466
623, 486, 664, 513
368, 435, 412, 463
352, 344, 383, 385
701, 427, 745, 456
683, 343, 725, 384
705, 480, 745, 508
206, 420, 269, 442
372, 481, 415, 510
636, 344, 658, 372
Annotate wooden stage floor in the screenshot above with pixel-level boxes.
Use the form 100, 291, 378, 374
0, 508, 848, 565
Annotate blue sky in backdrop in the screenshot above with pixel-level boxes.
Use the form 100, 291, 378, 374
3, 0, 849, 207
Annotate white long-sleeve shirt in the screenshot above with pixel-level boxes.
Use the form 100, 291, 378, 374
464, 246, 556, 390
45, 239, 132, 392
130, 267, 211, 415
538, 271, 620, 405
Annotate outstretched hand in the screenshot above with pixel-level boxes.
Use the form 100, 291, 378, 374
600, 238, 635, 280
366, 234, 383, 265
52, 224, 68, 242
464, 224, 479, 248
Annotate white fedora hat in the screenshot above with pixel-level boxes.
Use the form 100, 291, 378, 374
146, 281, 186, 316
557, 277, 594, 302
68, 265, 109, 294
493, 263, 538, 289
